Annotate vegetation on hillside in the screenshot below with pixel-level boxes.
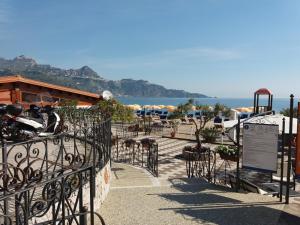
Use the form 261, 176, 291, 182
0, 56, 208, 98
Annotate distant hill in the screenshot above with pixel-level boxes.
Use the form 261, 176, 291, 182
0, 56, 208, 98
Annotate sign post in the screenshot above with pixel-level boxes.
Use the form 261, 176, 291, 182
286, 95, 294, 204
280, 118, 285, 202
236, 116, 241, 192
243, 123, 279, 172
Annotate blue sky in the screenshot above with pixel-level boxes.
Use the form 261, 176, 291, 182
0, 0, 300, 98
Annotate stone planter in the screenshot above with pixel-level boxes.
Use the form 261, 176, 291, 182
182, 146, 210, 161
219, 152, 239, 162
140, 138, 156, 149
124, 139, 136, 148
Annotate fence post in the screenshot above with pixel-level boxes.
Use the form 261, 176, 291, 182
236, 116, 241, 192
208, 148, 211, 182
1, 139, 8, 225
89, 166, 95, 225
286, 94, 294, 204
280, 118, 286, 202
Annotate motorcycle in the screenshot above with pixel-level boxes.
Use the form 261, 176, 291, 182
0, 104, 64, 141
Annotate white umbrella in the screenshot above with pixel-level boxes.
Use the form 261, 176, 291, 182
143, 105, 152, 109
127, 104, 142, 110
152, 105, 161, 110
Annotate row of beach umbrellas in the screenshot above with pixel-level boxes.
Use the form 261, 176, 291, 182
235, 107, 254, 113
125, 104, 202, 112
126, 104, 177, 112
126, 105, 255, 113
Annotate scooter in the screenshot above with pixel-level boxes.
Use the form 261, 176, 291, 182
0, 104, 63, 141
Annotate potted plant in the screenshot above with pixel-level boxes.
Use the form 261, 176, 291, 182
140, 138, 156, 149
201, 127, 220, 143
123, 139, 136, 148
216, 145, 239, 162
182, 145, 210, 161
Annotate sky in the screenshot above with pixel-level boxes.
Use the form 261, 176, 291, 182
0, 0, 300, 98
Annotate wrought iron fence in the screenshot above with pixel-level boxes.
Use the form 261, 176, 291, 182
147, 143, 159, 177
0, 111, 111, 225
112, 138, 159, 177
184, 149, 215, 182
112, 122, 139, 139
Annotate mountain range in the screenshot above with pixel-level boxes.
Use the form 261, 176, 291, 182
0, 56, 208, 98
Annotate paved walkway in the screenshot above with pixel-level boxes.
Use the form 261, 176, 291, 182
99, 163, 300, 225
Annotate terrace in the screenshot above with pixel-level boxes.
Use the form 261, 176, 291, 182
0, 98, 300, 225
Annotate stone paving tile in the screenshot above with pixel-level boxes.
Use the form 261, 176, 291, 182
105, 136, 300, 225
126, 135, 195, 180
99, 163, 298, 225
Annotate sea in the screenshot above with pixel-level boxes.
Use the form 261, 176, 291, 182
117, 97, 293, 113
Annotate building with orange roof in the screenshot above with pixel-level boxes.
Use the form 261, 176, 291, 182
0, 75, 102, 108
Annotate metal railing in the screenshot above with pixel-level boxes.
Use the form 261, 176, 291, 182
147, 143, 159, 177
112, 138, 159, 177
0, 110, 111, 225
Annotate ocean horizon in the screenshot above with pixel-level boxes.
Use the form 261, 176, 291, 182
117, 97, 293, 113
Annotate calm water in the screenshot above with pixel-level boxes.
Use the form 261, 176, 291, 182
117, 97, 292, 113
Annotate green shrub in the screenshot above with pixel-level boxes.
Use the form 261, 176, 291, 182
216, 145, 238, 156
201, 127, 220, 143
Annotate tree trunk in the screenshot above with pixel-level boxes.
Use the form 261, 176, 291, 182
195, 129, 201, 150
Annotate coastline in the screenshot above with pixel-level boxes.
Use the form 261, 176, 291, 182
117, 97, 291, 113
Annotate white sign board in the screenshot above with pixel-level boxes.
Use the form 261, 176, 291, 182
243, 123, 279, 172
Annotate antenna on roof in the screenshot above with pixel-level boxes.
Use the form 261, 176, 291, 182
102, 90, 113, 100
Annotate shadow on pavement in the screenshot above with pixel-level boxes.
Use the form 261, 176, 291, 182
157, 178, 300, 225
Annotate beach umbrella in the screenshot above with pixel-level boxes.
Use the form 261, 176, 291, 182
166, 105, 176, 112
133, 104, 142, 110
126, 105, 134, 110
245, 107, 254, 113
152, 105, 161, 110
126, 104, 140, 110
143, 105, 152, 109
